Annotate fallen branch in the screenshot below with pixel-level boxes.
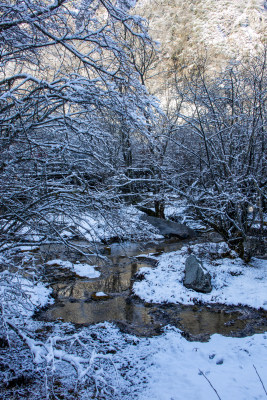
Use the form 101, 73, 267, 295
6, 320, 114, 383
199, 369, 222, 400
253, 364, 267, 397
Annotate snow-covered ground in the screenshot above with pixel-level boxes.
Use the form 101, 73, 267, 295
117, 325, 267, 400
133, 242, 267, 310
1, 205, 163, 247
164, 201, 207, 230
34, 322, 266, 400
4, 201, 208, 250
46, 259, 101, 278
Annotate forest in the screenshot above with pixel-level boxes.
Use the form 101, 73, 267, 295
0, 1, 266, 399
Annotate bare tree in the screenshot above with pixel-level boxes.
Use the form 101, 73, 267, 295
0, 0, 156, 250
0, 2, 159, 397
169, 51, 266, 259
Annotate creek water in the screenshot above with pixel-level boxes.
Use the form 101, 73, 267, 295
39, 237, 267, 341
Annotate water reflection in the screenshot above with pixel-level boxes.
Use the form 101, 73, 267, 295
45, 297, 267, 339
48, 297, 152, 326
172, 309, 248, 336
51, 258, 156, 300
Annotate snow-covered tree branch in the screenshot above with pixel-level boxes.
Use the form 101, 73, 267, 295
0, 0, 157, 250
166, 50, 266, 258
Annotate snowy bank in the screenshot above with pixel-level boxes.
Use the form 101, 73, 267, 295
133, 243, 267, 310
135, 327, 267, 400
61, 322, 266, 400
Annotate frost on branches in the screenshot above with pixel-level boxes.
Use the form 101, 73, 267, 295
0, 0, 158, 251
163, 53, 267, 259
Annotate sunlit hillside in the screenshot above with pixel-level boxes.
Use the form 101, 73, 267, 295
135, 0, 266, 93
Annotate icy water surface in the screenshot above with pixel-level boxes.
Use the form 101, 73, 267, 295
39, 238, 267, 341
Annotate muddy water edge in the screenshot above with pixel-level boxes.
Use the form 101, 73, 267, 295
35, 237, 267, 342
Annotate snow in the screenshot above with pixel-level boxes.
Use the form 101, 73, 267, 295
95, 291, 108, 296
134, 327, 267, 400
133, 242, 267, 310
73, 263, 101, 278
164, 200, 207, 230
18, 245, 40, 251
116, 0, 137, 10
46, 259, 101, 278
0, 271, 53, 317
61, 205, 163, 242
17, 226, 44, 242
21, 279, 53, 312
55, 322, 266, 400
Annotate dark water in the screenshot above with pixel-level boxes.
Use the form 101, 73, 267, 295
39, 238, 267, 341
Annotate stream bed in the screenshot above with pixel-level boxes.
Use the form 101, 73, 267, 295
37, 237, 267, 341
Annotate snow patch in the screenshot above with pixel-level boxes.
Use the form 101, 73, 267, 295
46, 259, 100, 278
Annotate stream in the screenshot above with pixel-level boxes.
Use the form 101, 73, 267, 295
37, 237, 267, 341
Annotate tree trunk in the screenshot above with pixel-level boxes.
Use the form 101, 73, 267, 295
154, 199, 165, 219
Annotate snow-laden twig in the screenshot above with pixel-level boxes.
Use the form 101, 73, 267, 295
253, 364, 267, 397
3, 318, 119, 399
199, 369, 222, 400
6, 320, 112, 380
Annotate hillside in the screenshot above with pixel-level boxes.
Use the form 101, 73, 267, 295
134, 0, 266, 93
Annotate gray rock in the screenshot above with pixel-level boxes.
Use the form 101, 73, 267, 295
141, 215, 195, 239
183, 255, 212, 293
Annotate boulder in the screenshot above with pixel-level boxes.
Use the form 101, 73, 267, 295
183, 255, 212, 293
141, 215, 195, 239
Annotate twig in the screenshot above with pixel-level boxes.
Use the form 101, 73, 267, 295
199, 369, 222, 400
253, 364, 267, 396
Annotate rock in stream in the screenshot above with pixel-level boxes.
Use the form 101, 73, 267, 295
183, 255, 212, 293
